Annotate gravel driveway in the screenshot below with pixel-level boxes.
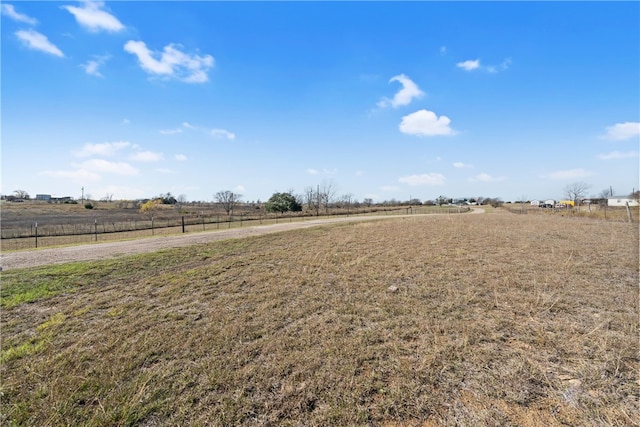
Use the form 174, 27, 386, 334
0, 215, 400, 270
1, 209, 484, 271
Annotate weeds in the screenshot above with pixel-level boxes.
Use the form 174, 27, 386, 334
1, 212, 638, 425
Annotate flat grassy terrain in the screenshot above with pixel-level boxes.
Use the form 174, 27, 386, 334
1, 212, 638, 426
1, 200, 459, 250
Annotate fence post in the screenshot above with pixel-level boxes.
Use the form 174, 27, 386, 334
35, 222, 38, 248
94, 219, 98, 241
151, 216, 154, 235
182, 216, 185, 233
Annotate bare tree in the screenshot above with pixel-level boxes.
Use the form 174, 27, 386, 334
363, 198, 373, 208
320, 180, 338, 214
339, 193, 353, 214
214, 190, 242, 217
13, 189, 30, 199
304, 186, 320, 215
564, 182, 591, 205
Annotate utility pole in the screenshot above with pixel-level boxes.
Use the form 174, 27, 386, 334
81, 186, 84, 204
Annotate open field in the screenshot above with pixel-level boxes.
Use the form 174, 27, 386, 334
1, 212, 638, 425
503, 203, 639, 223
0, 201, 465, 251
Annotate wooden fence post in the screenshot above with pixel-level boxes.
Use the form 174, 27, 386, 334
35, 222, 38, 248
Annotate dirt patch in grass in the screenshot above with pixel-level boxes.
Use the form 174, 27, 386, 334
1, 212, 638, 426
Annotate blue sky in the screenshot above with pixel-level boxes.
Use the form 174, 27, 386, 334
2, 1, 639, 203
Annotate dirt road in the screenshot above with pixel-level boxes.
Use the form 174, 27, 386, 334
0, 216, 386, 270
1, 209, 484, 271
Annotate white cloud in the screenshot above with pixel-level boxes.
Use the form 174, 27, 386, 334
399, 173, 446, 186
15, 30, 64, 57
486, 58, 512, 73
235, 185, 246, 193
306, 168, 336, 176
160, 128, 183, 135
155, 168, 176, 174
40, 169, 101, 181
81, 55, 110, 77
122, 119, 130, 125
182, 122, 196, 129
456, 59, 480, 71
124, 41, 214, 83
440, 46, 447, 55
79, 159, 138, 175
453, 162, 473, 169
381, 185, 399, 192
602, 122, 640, 141
2, 4, 38, 25
377, 74, 424, 109
175, 154, 188, 161
458, 58, 511, 73
597, 150, 639, 160
74, 141, 131, 158
469, 173, 506, 183
129, 150, 163, 162
98, 185, 146, 200
211, 129, 236, 140
62, 1, 124, 32
545, 168, 592, 180
399, 109, 456, 137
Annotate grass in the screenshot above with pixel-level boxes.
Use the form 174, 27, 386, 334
504, 203, 640, 223
1, 204, 463, 251
1, 212, 638, 426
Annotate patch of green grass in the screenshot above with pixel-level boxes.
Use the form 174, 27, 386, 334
1, 339, 45, 363
0, 263, 102, 308
0, 239, 249, 308
1, 313, 66, 363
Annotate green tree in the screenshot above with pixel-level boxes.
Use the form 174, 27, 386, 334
264, 192, 302, 213
157, 192, 177, 205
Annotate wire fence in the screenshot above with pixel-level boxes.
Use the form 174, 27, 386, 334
502, 204, 638, 223
1, 206, 470, 250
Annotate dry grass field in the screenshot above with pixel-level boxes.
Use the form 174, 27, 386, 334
0, 201, 462, 251
1, 211, 638, 426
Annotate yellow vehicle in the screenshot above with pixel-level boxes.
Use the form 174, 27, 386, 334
558, 200, 575, 207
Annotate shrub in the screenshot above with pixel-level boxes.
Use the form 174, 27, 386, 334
84, 203, 94, 209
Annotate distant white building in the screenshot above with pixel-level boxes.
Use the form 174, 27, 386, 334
530, 200, 540, 206
608, 197, 639, 207
35, 194, 51, 201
